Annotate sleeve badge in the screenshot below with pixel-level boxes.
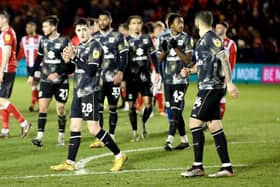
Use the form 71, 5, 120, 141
213, 39, 222, 47
92, 49, 100, 59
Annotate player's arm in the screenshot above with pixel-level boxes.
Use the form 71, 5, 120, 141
73, 43, 102, 77
229, 42, 237, 71
17, 39, 25, 60
0, 45, 12, 82
148, 37, 160, 74
157, 37, 168, 63
30, 39, 44, 78
187, 64, 197, 74
115, 34, 129, 84
217, 50, 239, 98
171, 38, 193, 65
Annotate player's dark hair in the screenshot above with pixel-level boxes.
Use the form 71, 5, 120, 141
165, 12, 176, 28
127, 15, 143, 26
88, 18, 98, 26
26, 21, 36, 26
217, 21, 229, 29
42, 15, 59, 27
0, 10, 9, 22
99, 10, 112, 19
142, 21, 154, 34
74, 17, 89, 27
167, 13, 182, 27
195, 11, 213, 26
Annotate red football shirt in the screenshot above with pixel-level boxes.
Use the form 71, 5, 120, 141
0, 27, 17, 72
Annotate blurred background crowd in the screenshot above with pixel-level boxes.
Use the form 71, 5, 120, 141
0, 0, 279, 63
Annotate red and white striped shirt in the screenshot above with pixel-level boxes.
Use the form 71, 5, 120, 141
223, 37, 237, 71
0, 27, 17, 73
17, 34, 42, 68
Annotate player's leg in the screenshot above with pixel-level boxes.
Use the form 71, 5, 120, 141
50, 118, 83, 171
89, 89, 105, 148
0, 73, 31, 138
54, 83, 69, 146
126, 82, 140, 142
207, 120, 234, 177
164, 85, 175, 150
87, 93, 127, 171
220, 97, 226, 119
207, 90, 233, 177
174, 114, 190, 150
107, 84, 121, 139
174, 85, 189, 150
136, 94, 143, 113
0, 110, 9, 137
140, 81, 153, 138
98, 88, 105, 129
30, 81, 40, 112
141, 96, 152, 138
181, 117, 205, 177
28, 67, 39, 112
181, 90, 209, 177
32, 82, 52, 146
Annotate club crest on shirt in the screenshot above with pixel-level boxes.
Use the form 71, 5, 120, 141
92, 49, 100, 59
4, 34, 11, 42
213, 39, 222, 47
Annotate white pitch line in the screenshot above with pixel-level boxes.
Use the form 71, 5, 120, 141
1, 139, 273, 180
0, 164, 248, 180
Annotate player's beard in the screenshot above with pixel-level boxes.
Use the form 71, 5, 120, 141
100, 24, 110, 32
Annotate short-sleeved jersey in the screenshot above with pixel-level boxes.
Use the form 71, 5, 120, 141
72, 37, 104, 98
37, 34, 69, 82
17, 34, 42, 67
158, 32, 193, 85
93, 29, 128, 83
223, 37, 237, 71
194, 31, 225, 90
125, 34, 156, 82
0, 27, 17, 73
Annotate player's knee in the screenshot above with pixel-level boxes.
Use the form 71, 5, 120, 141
109, 107, 117, 113
57, 106, 65, 116
171, 108, 181, 123
207, 120, 222, 133
87, 121, 100, 135
70, 123, 82, 132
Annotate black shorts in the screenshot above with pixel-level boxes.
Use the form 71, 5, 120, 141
191, 89, 226, 121
27, 67, 33, 76
70, 92, 99, 121
126, 81, 153, 102
98, 82, 121, 105
0, 72, 15, 98
39, 81, 69, 103
164, 84, 187, 111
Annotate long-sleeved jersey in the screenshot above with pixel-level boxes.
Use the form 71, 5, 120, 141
125, 34, 157, 82
93, 29, 128, 83
195, 31, 226, 90
71, 37, 104, 98
158, 31, 193, 85
34, 34, 69, 82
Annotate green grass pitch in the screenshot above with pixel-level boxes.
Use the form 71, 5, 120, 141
0, 77, 279, 186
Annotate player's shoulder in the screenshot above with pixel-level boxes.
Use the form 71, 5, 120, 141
205, 31, 222, 47
112, 30, 124, 39
159, 31, 170, 39
59, 34, 70, 41
40, 35, 48, 42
